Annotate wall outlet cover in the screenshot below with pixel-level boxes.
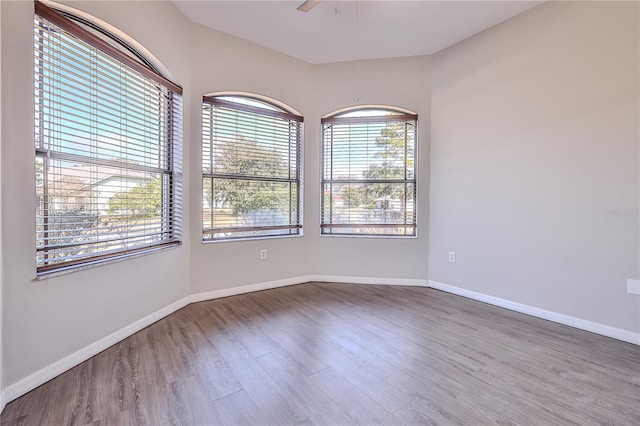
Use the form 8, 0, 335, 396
627, 279, 640, 295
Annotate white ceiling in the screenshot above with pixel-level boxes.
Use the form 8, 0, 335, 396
172, 0, 543, 64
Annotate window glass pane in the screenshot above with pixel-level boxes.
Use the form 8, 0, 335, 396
217, 96, 280, 112
203, 178, 300, 240
202, 96, 302, 240
321, 109, 417, 237
34, 6, 181, 273
335, 109, 404, 118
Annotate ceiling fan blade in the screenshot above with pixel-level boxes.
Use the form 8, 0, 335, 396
297, 0, 321, 13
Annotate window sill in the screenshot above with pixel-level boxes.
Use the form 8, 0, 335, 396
34, 241, 182, 280
319, 233, 418, 239
202, 233, 303, 244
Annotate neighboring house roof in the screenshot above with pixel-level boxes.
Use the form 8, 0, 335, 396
51, 162, 152, 191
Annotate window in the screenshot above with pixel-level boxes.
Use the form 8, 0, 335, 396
201, 95, 303, 240
34, 1, 183, 274
321, 107, 417, 236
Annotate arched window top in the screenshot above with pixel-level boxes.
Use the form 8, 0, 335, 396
201, 92, 303, 241
203, 92, 303, 120
34, 0, 183, 274
320, 104, 418, 237
37, 0, 181, 94
323, 105, 417, 121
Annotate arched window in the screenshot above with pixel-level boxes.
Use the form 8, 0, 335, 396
201, 94, 303, 240
321, 106, 417, 237
34, 1, 183, 274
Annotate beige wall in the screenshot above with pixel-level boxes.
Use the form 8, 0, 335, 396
1, 0, 193, 387
307, 57, 431, 279
429, 1, 640, 332
187, 29, 432, 292
1, 0, 637, 408
188, 23, 315, 293
0, 0, 3, 411
1, 1, 432, 394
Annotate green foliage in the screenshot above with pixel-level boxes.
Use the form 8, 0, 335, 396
35, 160, 44, 187
37, 210, 98, 261
108, 178, 162, 217
339, 122, 414, 210
48, 211, 98, 237
213, 179, 291, 215
208, 136, 292, 214
363, 122, 413, 202
341, 184, 366, 208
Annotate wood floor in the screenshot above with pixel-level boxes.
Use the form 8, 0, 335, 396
2, 282, 639, 425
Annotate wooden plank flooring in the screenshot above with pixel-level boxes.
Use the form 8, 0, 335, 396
2, 282, 639, 425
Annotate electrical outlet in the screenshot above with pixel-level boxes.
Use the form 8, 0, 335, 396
260, 249, 267, 260
628, 279, 640, 295
448, 251, 456, 262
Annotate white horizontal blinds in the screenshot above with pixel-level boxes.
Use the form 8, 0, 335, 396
202, 97, 302, 240
169, 94, 184, 241
321, 112, 417, 236
34, 4, 182, 273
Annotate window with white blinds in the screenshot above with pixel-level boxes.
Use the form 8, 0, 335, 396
321, 108, 417, 236
202, 95, 303, 240
34, 1, 183, 274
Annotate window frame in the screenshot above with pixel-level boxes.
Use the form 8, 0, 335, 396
201, 94, 304, 242
34, 1, 183, 275
320, 106, 418, 237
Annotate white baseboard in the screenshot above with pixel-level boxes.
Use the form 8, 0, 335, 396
189, 275, 428, 304
190, 275, 315, 303
4, 296, 191, 403
6, 274, 419, 406
312, 275, 429, 287
4, 275, 637, 409
428, 280, 640, 345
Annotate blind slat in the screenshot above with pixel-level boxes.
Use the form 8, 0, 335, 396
321, 111, 417, 237
201, 97, 302, 241
35, 7, 182, 274
35, 1, 183, 94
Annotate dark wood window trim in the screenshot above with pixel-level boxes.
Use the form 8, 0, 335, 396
321, 108, 418, 237
35, 0, 182, 95
34, 0, 183, 275
201, 95, 303, 241
203, 96, 303, 123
